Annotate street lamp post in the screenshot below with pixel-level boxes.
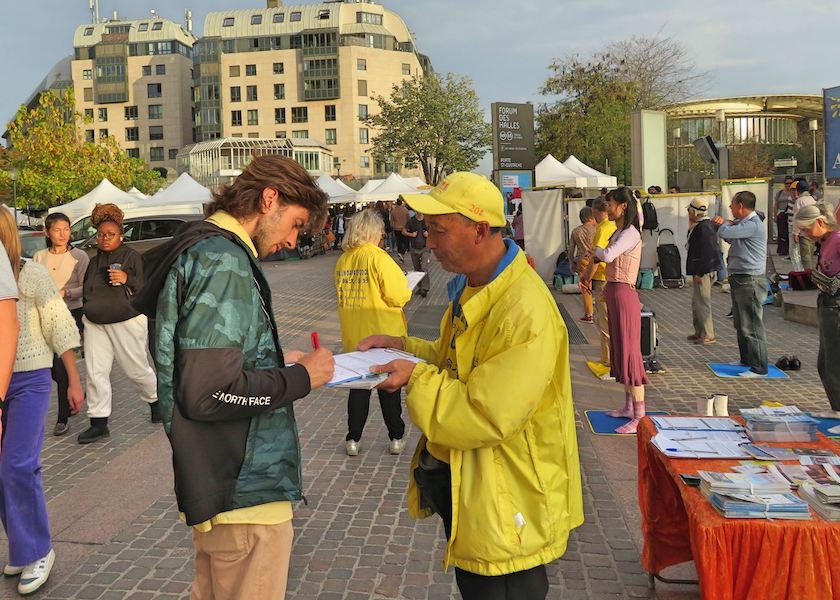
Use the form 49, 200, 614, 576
809, 119, 819, 177
7, 169, 18, 226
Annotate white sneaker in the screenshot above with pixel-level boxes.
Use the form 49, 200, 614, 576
737, 370, 766, 379
18, 549, 55, 595
345, 440, 360, 456
389, 438, 406, 455
3, 563, 23, 576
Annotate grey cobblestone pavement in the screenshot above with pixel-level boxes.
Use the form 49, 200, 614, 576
0, 247, 827, 599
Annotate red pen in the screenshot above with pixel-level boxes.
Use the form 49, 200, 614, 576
311, 331, 320, 350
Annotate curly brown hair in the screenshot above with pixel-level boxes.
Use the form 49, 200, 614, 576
206, 155, 328, 229
90, 203, 125, 229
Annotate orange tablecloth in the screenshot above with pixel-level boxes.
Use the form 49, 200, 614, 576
638, 417, 840, 600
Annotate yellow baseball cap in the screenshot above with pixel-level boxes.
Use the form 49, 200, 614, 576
400, 172, 506, 227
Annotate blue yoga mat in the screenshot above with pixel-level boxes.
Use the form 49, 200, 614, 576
585, 410, 669, 435
807, 415, 840, 437
707, 363, 789, 379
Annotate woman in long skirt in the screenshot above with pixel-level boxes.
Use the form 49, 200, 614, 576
593, 187, 650, 433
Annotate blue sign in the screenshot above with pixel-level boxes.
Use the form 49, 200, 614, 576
498, 170, 533, 215
824, 86, 840, 178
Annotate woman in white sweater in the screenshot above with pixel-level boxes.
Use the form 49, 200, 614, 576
0, 209, 83, 595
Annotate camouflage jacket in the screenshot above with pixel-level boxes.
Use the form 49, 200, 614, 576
148, 223, 311, 525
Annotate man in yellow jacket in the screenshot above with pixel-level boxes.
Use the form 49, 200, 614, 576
359, 172, 583, 599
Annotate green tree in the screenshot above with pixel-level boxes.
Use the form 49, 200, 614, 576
537, 36, 705, 184
366, 73, 491, 185
2, 89, 162, 210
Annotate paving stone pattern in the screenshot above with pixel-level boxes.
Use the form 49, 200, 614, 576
4, 247, 824, 599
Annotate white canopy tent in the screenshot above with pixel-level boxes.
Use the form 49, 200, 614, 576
563, 155, 617, 188
127, 187, 148, 200
535, 154, 589, 187
356, 179, 385, 195
401, 176, 428, 189
49, 178, 141, 221
333, 177, 357, 194
150, 172, 213, 205
316, 174, 353, 198
361, 173, 424, 203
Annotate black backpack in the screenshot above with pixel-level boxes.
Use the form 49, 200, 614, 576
642, 199, 658, 231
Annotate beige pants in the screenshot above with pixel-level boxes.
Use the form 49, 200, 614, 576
83, 315, 157, 418
692, 273, 716, 339
191, 521, 294, 600
592, 280, 610, 365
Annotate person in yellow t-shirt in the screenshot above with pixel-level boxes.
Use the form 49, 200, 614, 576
579, 197, 616, 366
335, 209, 411, 457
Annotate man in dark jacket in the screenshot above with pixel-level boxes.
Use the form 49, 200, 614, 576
686, 199, 722, 344
135, 156, 335, 599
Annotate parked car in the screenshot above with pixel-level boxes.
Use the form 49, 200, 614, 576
76, 214, 204, 257
68, 201, 207, 245
19, 230, 47, 259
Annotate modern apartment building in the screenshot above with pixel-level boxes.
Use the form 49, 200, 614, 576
71, 16, 197, 177
193, 0, 431, 180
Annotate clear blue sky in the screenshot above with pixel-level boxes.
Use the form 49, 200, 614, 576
2, 0, 837, 172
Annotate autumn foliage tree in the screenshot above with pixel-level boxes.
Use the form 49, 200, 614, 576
366, 73, 491, 185
2, 89, 162, 210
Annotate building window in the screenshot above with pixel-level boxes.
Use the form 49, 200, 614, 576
85, 129, 94, 142
357, 12, 383, 25
358, 80, 367, 96
275, 131, 286, 138
83, 69, 92, 80
325, 128, 337, 145
291, 107, 308, 123
152, 22, 163, 31
275, 108, 286, 124
247, 132, 260, 139
127, 148, 140, 158
246, 85, 258, 101
318, 9, 330, 19
125, 127, 139, 141
149, 125, 164, 140
138, 23, 148, 32
99, 128, 109, 139
273, 12, 285, 23
359, 128, 369, 144
358, 104, 368, 120
290, 11, 302, 22
150, 147, 164, 161
223, 17, 235, 27
142, 65, 152, 76
357, 58, 367, 71
360, 156, 370, 169
274, 83, 285, 100
325, 105, 336, 121
84, 27, 94, 36
169, 149, 179, 160
245, 64, 256, 76
147, 83, 162, 98
83, 87, 93, 102
273, 62, 284, 74
156, 64, 166, 75
125, 106, 138, 120
402, 63, 411, 76
292, 130, 308, 139
251, 14, 262, 25
231, 110, 242, 126
230, 86, 241, 102
247, 109, 259, 126
84, 108, 94, 120
98, 107, 108, 121
229, 65, 240, 77
148, 104, 163, 119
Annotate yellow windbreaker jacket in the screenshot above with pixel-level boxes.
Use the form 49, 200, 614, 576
404, 243, 584, 576
335, 242, 411, 352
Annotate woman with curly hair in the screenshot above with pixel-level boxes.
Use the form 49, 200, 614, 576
78, 203, 159, 444
0, 208, 83, 594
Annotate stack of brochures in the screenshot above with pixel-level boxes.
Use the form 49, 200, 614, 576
798, 484, 840, 521
327, 348, 424, 389
698, 471, 810, 519
771, 461, 840, 488
741, 406, 819, 442
650, 417, 751, 459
